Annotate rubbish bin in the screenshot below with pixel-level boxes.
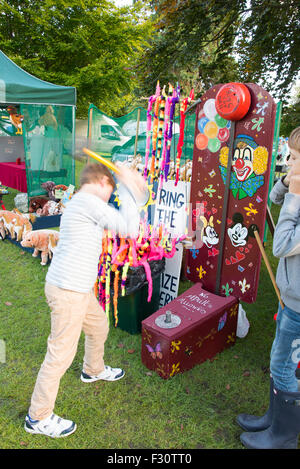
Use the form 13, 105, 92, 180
110, 259, 165, 334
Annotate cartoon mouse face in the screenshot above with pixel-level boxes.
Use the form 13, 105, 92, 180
227, 213, 258, 247
228, 222, 248, 247
200, 215, 219, 248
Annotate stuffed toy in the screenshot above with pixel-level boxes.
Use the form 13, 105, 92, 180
41, 181, 56, 201
29, 197, 49, 214
37, 200, 64, 217
0, 209, 35, 241
41, 182, 68, 202
21, 229, 59, 265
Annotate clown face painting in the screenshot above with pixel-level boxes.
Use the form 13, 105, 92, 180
232, 142, 254, 182
219, 134, 269, 199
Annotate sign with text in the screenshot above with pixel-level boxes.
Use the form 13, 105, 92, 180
159, 243, 183, 307
153, 180, 190, 237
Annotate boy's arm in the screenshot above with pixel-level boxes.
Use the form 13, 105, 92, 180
99, 185, 144, 238
273, 175, 300, 258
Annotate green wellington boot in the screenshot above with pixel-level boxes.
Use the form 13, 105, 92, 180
236, 377, 274, 432
240, 387, 300, 449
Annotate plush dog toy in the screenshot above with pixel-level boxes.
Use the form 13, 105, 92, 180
29, 197, 49, 214
21, 229, 59, 265
37, 200, 64, 217
0, 209, 35, 241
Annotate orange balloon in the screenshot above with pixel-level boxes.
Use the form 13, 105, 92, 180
196, 133, 208, 150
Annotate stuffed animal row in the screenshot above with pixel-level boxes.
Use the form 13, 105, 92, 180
29, 197, 64, 216
0, 209, 59, 265
0, 209, 35, 241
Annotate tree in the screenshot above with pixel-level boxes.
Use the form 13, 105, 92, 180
280, 90, 300, 137
0, 0, 151, 117
136, 0, 300, 102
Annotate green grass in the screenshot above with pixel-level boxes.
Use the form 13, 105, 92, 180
0, 179, 289, 449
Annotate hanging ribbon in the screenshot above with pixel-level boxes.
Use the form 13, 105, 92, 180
159, 84, 173, 191
154, 86, 166, 181
150, 94, 161, 183
175, 89, 194, 186
164, 84, 180, 181
97, 221, 186, 327
144, 81, 160, 180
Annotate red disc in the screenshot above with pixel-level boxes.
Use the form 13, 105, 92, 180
215, 83, 251, 121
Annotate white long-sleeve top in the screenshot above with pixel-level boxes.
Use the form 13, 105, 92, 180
46, 185, 142, 293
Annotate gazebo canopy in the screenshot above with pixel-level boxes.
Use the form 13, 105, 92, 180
0, 50, 76, 106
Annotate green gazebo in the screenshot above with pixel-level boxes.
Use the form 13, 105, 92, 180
0, 50, 76, 197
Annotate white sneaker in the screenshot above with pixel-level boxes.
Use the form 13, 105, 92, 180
80, 365, 125, 383
24, 413, 76, 438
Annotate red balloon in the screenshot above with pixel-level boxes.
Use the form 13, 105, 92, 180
215, 83, 251, 121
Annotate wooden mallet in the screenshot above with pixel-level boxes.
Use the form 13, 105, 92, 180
254, 229, 284, 309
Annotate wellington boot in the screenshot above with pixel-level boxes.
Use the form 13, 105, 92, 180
240, 387, 300, 449
236, 377, 274, 432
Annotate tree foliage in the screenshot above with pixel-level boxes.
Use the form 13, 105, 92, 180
0, 0, 151, 117
280, 90, 300, 137
137, 0, 300, 102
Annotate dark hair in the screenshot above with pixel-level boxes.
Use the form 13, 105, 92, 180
79, 163, 116, 189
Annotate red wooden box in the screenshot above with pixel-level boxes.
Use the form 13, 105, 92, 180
141, 283, 239, 379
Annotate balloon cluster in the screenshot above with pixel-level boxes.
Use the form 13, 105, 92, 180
96, 220, 185, 326
195, 98, 231, 153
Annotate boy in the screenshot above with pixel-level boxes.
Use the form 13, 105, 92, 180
24, 162, 148, 438
237, 127, 300, 449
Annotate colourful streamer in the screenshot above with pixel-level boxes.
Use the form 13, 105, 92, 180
164, 85, 180, 181
175, 89, 195, 186
159, 84, 173, 190
144, 81, 160, 180
150, 95, 161, 182
96, 221, 185, 327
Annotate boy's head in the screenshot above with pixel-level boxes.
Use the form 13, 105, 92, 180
288, 127, 300, 153
80, 163, 116, 202
287, 127, 300, 174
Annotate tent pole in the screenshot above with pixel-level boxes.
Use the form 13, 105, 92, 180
134, 109, 141, 160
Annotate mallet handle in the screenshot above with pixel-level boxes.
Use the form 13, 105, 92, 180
254, 229, 284, 309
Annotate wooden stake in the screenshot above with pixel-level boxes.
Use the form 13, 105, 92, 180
254, 229, 284, 308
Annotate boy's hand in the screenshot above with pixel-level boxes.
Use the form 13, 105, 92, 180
116, 163, 148, 203
289, 174, 300, 195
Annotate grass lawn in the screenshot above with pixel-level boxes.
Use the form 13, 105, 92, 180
0, 170, 292, 450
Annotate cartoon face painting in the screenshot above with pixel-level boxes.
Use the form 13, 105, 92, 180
219, 134, 269, 199
227, 213, 259, 248
228, 222, 248, 247
200, 215, 219, 248
232, 142, 254, 182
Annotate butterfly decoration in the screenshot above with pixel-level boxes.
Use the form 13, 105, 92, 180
184, 347, 193, 356
146, 343, 163, 359
218, 312, 227, 331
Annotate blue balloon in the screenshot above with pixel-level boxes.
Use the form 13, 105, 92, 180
198, 117, 210, 133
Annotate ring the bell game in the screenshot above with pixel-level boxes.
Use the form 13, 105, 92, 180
141, 82, 277, 379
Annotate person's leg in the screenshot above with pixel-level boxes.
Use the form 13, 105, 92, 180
270, 305, 300, 393
28, 284, 89, 421
240, 305, 300, 449
81, 290, 109, 377
236, 303, 282, 432
81, 290, 124, 382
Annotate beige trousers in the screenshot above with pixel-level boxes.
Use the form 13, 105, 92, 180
29, 282, 109, 421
